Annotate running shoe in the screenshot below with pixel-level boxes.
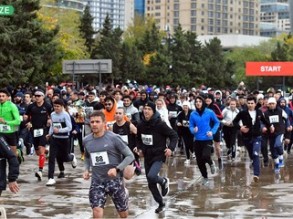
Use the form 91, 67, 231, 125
253, 175, 259, 183
279, 159, 284, 168
35, 171, 43, 181
161, 177, 169, 196
274, 163, 280, 174
155, 203, 165, 214
46, 178, 56, 186
71, 153, 77, 168
58, 172, 65, 178
202, 178, 209, 186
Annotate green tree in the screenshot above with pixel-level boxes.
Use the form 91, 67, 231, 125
200, 37, 235, 88
79, 4, 96, 53
225, 42, 271, 90
271, 41, 289, 61
145, 52, 173, 86
39, 4, 88, 84
169, 25, 204, 87
0, 0, 61, 86
91, 14, 123, 84
120, 42, 144, 82
136, 22, 163, 54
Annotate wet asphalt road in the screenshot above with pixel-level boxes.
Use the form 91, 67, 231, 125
1, 147, 293, 219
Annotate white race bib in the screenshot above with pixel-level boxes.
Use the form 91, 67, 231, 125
33, 128, 44, 137
85, 106, 94, 115
0, 124, 11, 132
120, 135, 128, 144
269, 115, 279, 124
169, 111, 177, 118
90, 151, 109, 166
141, 134, 153, 145
182, 120, 189, 127
53, 122, 62, 129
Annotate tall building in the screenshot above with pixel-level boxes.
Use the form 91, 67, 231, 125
86, 0, 134, 31
260, 0, 290, 37
135, 0, 145, 16
145, 0, 260, 35
290, 0, 293, 32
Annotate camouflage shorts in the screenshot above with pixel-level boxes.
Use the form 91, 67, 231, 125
89, 177, 128, 212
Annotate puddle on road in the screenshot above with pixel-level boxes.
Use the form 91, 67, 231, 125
2, 153, 293, 218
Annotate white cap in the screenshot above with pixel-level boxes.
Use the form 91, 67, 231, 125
257, 94, 264, 100
267, 97, 277, 104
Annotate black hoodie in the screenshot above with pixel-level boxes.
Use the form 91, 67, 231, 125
195, 96, 206, 116
137, 111, 178, 164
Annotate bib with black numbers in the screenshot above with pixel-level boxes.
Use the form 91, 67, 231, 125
33, 128, 44, 137
141, 134, 153, 145
53, 122, 62, 129
90, 151, 110, 166
269, 115, 279, 124
0, 124, 11, 132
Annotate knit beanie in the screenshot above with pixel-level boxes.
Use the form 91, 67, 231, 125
144, 101, 156, 113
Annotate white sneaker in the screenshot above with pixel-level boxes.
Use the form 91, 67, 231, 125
46, 178, 56, 186
184, 159, 190, 165
71, 153, 77, 168
202, 178, 209, 186
0, 206, 7, 219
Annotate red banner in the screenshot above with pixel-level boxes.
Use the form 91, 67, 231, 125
246, 62, 293, 76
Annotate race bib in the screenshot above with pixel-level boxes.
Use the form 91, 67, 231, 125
269, 115, 279, 124
53, 122, 62, 129
182, 120, 189, 127
90, 151, 109, 166
141, 134, 153, 145
33, 128, 44, 137
85, 106, 94, 115
169, 111, 177, 118
0, 124, 11, 132
120, 135, 128, 144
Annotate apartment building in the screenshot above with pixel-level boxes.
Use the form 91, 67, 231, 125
145, 0, 260, 36
260, 0, 290, 37
86, 0, 134, 31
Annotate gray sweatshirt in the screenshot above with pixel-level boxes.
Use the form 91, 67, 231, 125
83, 131, 134, 182
49, 111, 72, 138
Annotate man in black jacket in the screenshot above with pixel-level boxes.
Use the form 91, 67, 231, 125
233, 95, 270, 183
0, 136, 19, 196
137, 101, 178, 214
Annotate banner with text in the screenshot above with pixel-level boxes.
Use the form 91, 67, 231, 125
246, 62, 293, 76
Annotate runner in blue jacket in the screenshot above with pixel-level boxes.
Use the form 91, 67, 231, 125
189, 95, 220, 186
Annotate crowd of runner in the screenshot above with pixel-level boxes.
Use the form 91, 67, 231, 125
1, 81, 293, 218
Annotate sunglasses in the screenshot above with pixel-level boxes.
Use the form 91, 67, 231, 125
35, 95, 42, 97
105, 103, 112, 106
